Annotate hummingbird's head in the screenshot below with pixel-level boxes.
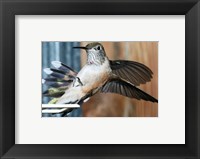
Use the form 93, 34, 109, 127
73, 42, 106, 65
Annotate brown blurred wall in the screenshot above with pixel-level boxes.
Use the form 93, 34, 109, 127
80, 42, 158, 117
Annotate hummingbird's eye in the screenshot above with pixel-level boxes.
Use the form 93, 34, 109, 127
96, 46, 101, 50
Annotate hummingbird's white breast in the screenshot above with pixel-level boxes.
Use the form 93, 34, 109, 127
77, 58, 111, 93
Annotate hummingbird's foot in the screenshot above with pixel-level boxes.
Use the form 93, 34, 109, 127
73, 77, 83, 87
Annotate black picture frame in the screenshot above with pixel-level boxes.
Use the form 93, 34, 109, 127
0, 0, 199, 158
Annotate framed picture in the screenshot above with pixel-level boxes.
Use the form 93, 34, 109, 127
41, 41, 158, 117
0, 0, 199, 158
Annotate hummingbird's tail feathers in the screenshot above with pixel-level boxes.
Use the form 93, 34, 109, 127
43, 87, 65, 97
43, 68, 75, 81
101, 78, 158, 103
110, 60, 153, 86
42, 78, 73, 88
42, 62, 77, 99
51, 61, 77, 76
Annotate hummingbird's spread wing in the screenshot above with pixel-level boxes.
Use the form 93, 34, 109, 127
101, 77, 158, 103
42, 61, 77, 97
110, 60, 153, 86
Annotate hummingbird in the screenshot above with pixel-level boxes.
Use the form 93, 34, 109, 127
43, 42, 158, 114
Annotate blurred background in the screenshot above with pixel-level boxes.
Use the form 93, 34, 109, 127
42, 42, 158, 117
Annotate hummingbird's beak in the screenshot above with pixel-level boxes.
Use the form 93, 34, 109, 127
73, 46, 87, 50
